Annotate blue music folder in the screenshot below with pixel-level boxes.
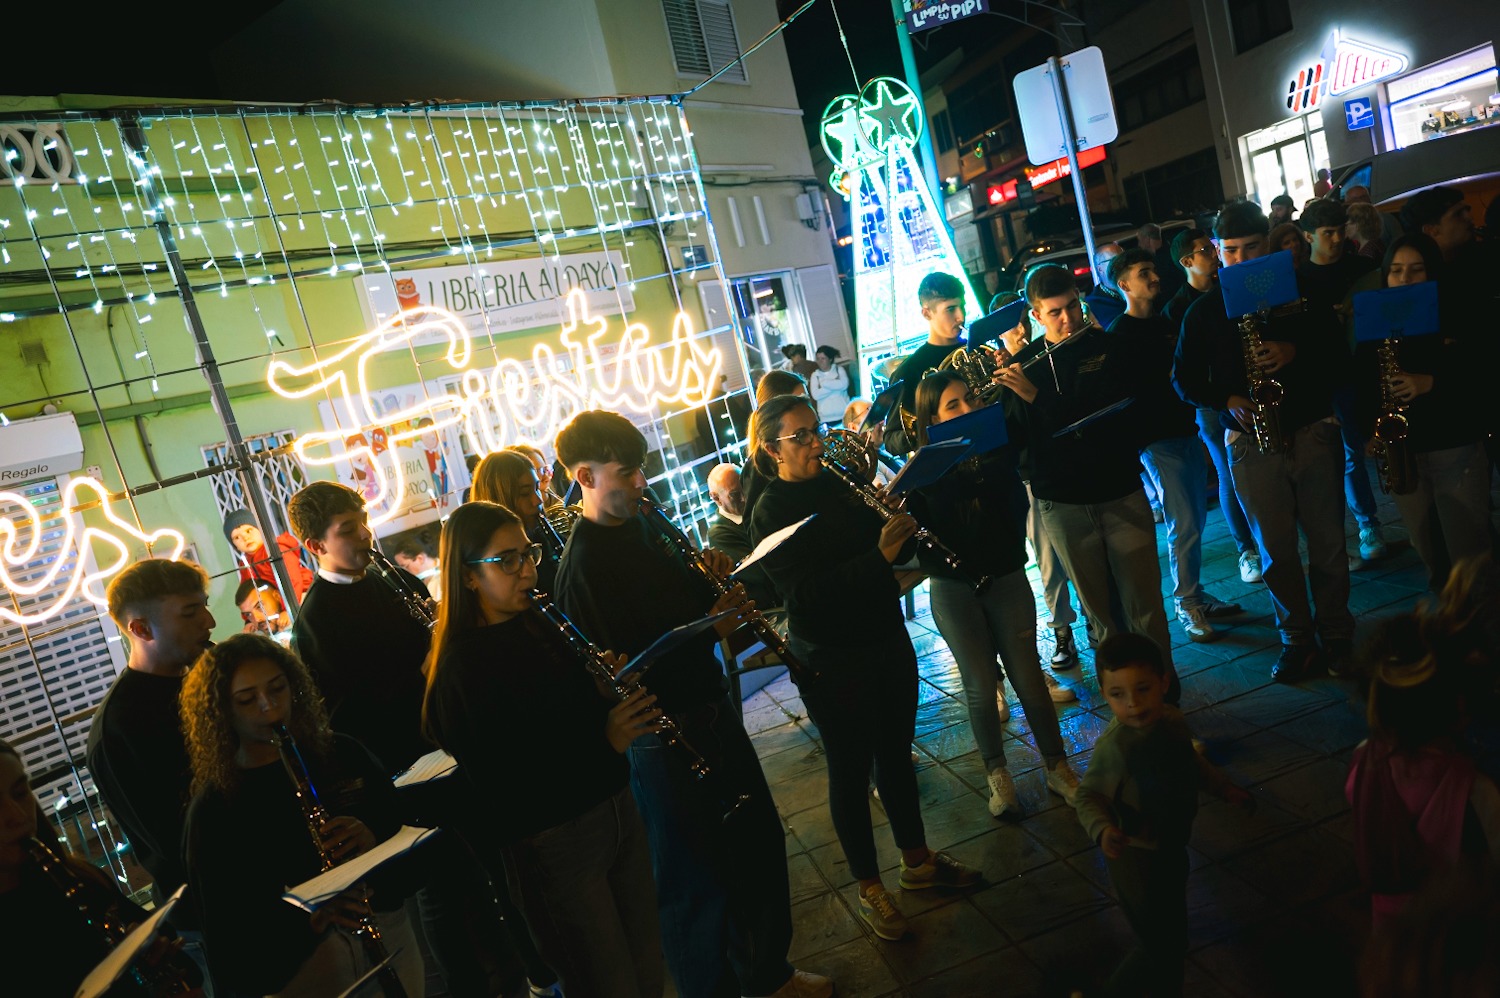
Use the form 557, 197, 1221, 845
860, 379, 905, 432
925, 399, 1009, 458
969, 298, 1030, 348
1221, 250, 1299, 318
885, 439, 972, 496
1352, 282, 1440, 343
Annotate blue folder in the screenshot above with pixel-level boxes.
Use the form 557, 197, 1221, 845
859, 379, 906, 432
969, 298, 1030, 348
885, 439, 972, 496
1352, 282, 1440, 343
925, 398, 1009, 457
1221, 250, 1299, 318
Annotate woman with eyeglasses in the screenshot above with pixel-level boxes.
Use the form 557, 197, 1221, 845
472, 449, 565, 593
422, 501, 666, 998
747, 394, 981, 943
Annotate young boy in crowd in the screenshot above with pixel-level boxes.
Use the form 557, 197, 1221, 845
1074, 633, 1251, 996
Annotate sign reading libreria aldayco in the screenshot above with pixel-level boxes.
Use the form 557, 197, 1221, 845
356, 250, 633, 350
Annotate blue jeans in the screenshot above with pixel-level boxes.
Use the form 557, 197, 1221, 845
1227, 419, 1353, 645
792, 632, 926, 882
1197, 408, 1254, 555
1390, 443, 1495, 592
929, 570, 1067, 771
503, 787, 664, 998
1037, 489, 1179, 703
1025, 481, 1077, 630
1140, 435, 1208, 612
1332, 386, 1381, 530
627, 699, 793, 998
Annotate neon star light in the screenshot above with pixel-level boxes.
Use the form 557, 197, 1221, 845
0, 477, 186, 626
268, 290, 724, 526
819, 77, 977, 393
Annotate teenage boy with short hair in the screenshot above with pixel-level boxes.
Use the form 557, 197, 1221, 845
1107, 250, 1242, 643
1175, 201, 1354, 682
1074, 633, 1249, 998
1298, 198, 1386, 563
883, 271, 970, 455
1163, 228, 1262, 585
553, 409, 832, 998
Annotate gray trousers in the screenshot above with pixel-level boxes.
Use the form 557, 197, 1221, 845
1390, 442, 1494, 592
1037, 488, 1179, 700
1227, 419, 1353, 646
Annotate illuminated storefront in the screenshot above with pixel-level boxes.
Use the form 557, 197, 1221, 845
1384, 44, 1500, 150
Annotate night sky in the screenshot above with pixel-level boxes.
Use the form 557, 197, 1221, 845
775, 0, 906, 147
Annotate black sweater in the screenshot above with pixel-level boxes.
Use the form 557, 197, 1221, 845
425, 615, 628, 844
184, 734, 405, 996
1174, 284, 1338, 438
882, 340, 963, 454
291, 571, 433, 775
1108, 312, 1198, 445
1352, 326, 1483, 454
749, 472, 906, 654
907, 448, 1029, 580
554, 514, 726, 714
1161, 282, 1206, 330
84, 668, 193, 899
1006, 328, 1143, 504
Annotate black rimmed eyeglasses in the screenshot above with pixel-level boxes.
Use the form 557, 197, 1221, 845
466, 543, 544, 574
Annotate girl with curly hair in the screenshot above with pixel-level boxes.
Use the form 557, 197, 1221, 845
180, 634, 423, 997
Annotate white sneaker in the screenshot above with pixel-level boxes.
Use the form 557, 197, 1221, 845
1045, 760, 1081, 805
987, 767, 1020, 818
1239, 550, 1263, 584
995, 687, 1011, 723
1046, 673, 1076, 703
1359, 525, 1389, 561
1178, 605, 1218, 643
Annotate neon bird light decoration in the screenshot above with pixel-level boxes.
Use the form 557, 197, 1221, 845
0, 477, 187, 627
269, 290, 724, 526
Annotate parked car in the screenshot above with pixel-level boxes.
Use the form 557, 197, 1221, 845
998, 219, 1194, 296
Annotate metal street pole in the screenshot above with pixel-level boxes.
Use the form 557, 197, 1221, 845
890, 0, 947, 223
1046, 55, 1100, 284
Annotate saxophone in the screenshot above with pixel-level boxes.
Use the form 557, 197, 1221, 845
271, 724, 409, 998
25, 836, 201, 996
1373, 338, 1418, 495
1237, 311, 1287, 455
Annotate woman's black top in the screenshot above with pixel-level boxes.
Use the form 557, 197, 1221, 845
1352, 318, 1482, 454
184, 733, 404, 995
749, 470, 908, 654
907, 447, 1029, 581
425, 614, 628, 844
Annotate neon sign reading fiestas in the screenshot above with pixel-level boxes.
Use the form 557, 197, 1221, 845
1287, 30, 1409, 114
0, 477, 187, 626
268, 289, 724, 525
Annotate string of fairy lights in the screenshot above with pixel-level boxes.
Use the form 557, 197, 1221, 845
0, 97, 749, 539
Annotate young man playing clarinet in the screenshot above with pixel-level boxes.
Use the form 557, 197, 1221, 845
553, 409, 833, 998
1175, 201, 1354, 683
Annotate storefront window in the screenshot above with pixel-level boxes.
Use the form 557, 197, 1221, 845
1385, 44, 1500, 150
1241, 112, 1329, 210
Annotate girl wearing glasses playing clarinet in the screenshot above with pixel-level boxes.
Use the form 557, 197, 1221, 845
422, 501, 666, 998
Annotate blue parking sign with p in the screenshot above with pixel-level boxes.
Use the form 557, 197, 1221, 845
1345, 98, 1374, 131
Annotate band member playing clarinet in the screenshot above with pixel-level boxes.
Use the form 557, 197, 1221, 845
471, 449, 566, 594
3, 738, 204, 998
1175, 201, 1353, 683
180, 634, 424, 997
749, 394, 981, 943
422, 501, 665, 998
552, 410, 832, 998
1352, 234, 1491, 592
907, 371, 1083, 819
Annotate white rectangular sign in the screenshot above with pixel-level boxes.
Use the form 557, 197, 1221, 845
1013, 46, 1119, 166
356, 250, 634, 350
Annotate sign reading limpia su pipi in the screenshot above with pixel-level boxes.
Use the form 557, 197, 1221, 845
355, 250, 634, 352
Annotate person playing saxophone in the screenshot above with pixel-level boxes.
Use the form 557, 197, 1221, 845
1351, 234, 1490, 593
1175, 200, 1352, 684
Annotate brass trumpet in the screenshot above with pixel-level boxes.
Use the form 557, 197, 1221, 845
821, 429, 991, 594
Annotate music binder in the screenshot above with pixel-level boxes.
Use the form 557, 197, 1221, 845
859, 379, 906, 433
968, 297, 1030, 348
885, 439, 972, 496
283, 825, 437, 912
1220, 250, 1299, 319
925, 401, 1009, 458
74, 887, 185, 998
393, 748, 457, 788
1352, 282, 1440, 343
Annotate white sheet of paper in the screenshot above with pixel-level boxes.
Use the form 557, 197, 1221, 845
74, 885, 184, 998
392, 749, 457, 787
332, 951, 397, 998
283, 825, 436, 911
732, 515, 815, 576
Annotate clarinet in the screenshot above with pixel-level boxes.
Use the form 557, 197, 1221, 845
271, 724, 409, 998
529, 592, 748, 819
365, 548, 437, 630
637, 497, 817, 685
25, 837, 200, 996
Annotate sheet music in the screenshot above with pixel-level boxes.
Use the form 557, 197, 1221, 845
332, 951, 398, 998
392, 749, 457, 787
732, 515, 816, 575
283, 825, 436, 911
75, 886, 184, 998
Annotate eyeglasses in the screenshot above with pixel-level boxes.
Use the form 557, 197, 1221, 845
466, 543, 544, 574
1187, 246, 1217, 258
773, 426, 826, 447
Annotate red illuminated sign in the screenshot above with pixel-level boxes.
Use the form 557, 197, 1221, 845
986, 146, 1107, 206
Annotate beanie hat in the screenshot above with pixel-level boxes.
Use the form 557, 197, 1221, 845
222, 508, 258, 544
